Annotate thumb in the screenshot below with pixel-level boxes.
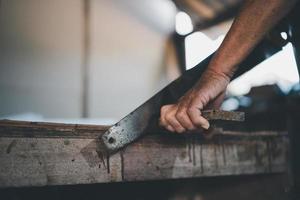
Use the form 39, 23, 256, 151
205, 91, 226, 110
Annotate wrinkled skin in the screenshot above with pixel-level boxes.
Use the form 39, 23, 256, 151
160, 0, 297, 133
160, 68, 229, 133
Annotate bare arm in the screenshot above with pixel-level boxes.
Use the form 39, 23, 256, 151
160, 0, 298, 133
209, 0, 298, 78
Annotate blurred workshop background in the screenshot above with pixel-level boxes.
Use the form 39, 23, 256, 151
0, 0, 298, 124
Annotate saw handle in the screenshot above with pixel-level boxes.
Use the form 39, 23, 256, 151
201, 110, 245, 121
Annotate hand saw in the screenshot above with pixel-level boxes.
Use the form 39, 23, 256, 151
102, 38, 282, 152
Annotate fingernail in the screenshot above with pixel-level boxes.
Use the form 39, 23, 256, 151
166, 125, 175, 132
179, 127, 187, 133
203, 122, 210, 130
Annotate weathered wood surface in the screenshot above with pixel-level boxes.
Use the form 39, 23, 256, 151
0, 120, 289, 188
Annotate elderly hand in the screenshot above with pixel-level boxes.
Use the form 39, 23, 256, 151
159, 68, 230, 133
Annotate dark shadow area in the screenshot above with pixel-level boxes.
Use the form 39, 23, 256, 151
0, 174, 289, 200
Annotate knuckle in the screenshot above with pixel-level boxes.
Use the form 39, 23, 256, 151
176, 114, 192, 130
160, 107, 164, 114
165, 113, 173, 122
165, 115, 180, 128
194, 94, 207, 106
175, 112, 184, 120
187, 107, 195, 115
160, 106, 168, 114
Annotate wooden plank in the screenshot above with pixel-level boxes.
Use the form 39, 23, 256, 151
0, 138, 122, 187
122, 134, 288, 181
0, 120, 109, 138
0, 120, 289, 188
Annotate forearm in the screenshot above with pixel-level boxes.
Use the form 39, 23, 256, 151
160, 0, 299, 132
208, 0, 298, 79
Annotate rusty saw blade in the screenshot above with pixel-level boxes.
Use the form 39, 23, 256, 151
101, 39, 281, 152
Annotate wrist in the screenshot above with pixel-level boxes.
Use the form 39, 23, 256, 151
205, 65, 232, 83
194, 67, 230, 98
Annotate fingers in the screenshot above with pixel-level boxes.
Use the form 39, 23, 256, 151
160, 105, 186, 133
160, 92, 212, 133
160, 104, 205, 133
175, 107, 196, 130
160, 105, 174, 132
187, 107, 210, 130
159, 105, 169, 127
186, 95, 210, 130
165, 108, 186, 133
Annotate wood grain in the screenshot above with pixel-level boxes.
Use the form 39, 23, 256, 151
0, 120, 289, 188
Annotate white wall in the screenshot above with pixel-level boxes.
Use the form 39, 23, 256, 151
0, 0, 83, 118
0, 0, 176, 120
88, 0, 176, 119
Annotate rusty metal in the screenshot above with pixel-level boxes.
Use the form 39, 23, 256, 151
102, 37, 283, 152
101, 110, 244, 152
202, 110, 244, 121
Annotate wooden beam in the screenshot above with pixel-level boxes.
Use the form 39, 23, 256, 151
184, 0, 216, 20
0, 120, 289, 188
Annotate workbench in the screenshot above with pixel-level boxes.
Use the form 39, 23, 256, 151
0, 120, 288, 188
